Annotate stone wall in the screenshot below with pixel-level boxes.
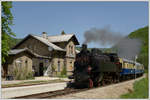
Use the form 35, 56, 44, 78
16, 36, 51, 57
51, 58, 64, 76
65, 58, 75, 75
50, 39, 77, 76
65, 39, 76, 75
7, 52, 33, 79
65, 40, 76, 57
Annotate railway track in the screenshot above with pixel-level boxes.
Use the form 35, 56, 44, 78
2, 80, 67, 88
13, 88, 88, 99
12, 83, 115, 99
13, 76, 142, 99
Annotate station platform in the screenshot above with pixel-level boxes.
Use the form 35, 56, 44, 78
2, 82, 67, 99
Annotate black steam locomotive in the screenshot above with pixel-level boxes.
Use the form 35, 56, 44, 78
67, 44, 122, 88
67, 44, 144, 88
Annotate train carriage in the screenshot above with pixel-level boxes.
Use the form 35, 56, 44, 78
119, 58, 144, 76
119, 58, 135, 75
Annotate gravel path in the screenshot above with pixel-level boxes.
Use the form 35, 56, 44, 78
54, 75, 145, 99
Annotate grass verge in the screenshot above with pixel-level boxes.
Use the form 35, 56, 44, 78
120, 74, 148, 98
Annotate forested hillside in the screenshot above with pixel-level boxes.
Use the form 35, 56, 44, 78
128, 26, 148, 71
7, 34, 22, 49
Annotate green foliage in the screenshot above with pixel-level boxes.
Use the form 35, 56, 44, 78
26, 71, 34, 80
2, 1, 15, 64
57, 66, 67, 78
61, 66, 67, 76
57, 74, 67, 78
120, 77, 148, 98
2, 34, 9, 64
13, 65, 34, 80
43, 66, 47, 73
7, 34, 22, 48
51, 65, 56, 71
128, 26, 148, 71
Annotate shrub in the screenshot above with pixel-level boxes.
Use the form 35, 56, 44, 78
26, 71, 34, 80
61, 66, 67, 76
13, 64, 34, 80
57, 66, 67, 78
51, 65, 56, 71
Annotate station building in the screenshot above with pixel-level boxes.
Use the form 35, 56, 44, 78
2, 32, 80, 78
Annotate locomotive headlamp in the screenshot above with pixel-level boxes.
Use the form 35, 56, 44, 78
88, 66, 92, 75
88, 66, 92, 71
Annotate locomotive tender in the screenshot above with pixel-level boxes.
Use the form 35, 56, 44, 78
67, 44, 144, 88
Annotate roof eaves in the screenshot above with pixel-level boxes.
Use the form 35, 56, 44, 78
9, 48, 51, 59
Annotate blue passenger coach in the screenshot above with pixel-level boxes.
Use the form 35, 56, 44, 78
119, 58, 144, 76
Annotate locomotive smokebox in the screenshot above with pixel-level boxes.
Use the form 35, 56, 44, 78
82, 44, 87, 50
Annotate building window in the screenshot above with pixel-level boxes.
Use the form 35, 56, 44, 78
27, 45, 32, 50
69, 45, 71, 55
58, 61, 60, 72
16, 59, 22, 67
25, 59, 28, 67
70, 60, 72, 64
71, 46, 73, 54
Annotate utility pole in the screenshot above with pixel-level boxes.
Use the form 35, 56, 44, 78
134, 55, 138, 79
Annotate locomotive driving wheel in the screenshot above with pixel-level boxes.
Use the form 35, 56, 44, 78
93, 72, 104, 87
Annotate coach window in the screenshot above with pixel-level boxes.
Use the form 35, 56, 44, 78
124, 63, 126, 68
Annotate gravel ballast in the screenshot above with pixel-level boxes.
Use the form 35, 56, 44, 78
54, 75, 145, 99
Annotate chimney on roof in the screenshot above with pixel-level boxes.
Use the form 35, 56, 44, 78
61, 30, 66, 35
42, 32, 47, 39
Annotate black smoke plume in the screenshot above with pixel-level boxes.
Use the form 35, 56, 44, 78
83, 26, 142, 60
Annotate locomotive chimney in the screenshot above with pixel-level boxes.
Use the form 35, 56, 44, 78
82, 44, 87, 50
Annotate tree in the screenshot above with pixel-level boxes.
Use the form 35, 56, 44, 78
61, 30, 66, 35
128, 26, 148, 71
2, 2, 15, 64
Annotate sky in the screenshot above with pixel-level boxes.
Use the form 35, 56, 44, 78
10, 1, 148, 48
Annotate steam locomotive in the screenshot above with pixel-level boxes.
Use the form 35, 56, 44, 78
67, 44, 144, 88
